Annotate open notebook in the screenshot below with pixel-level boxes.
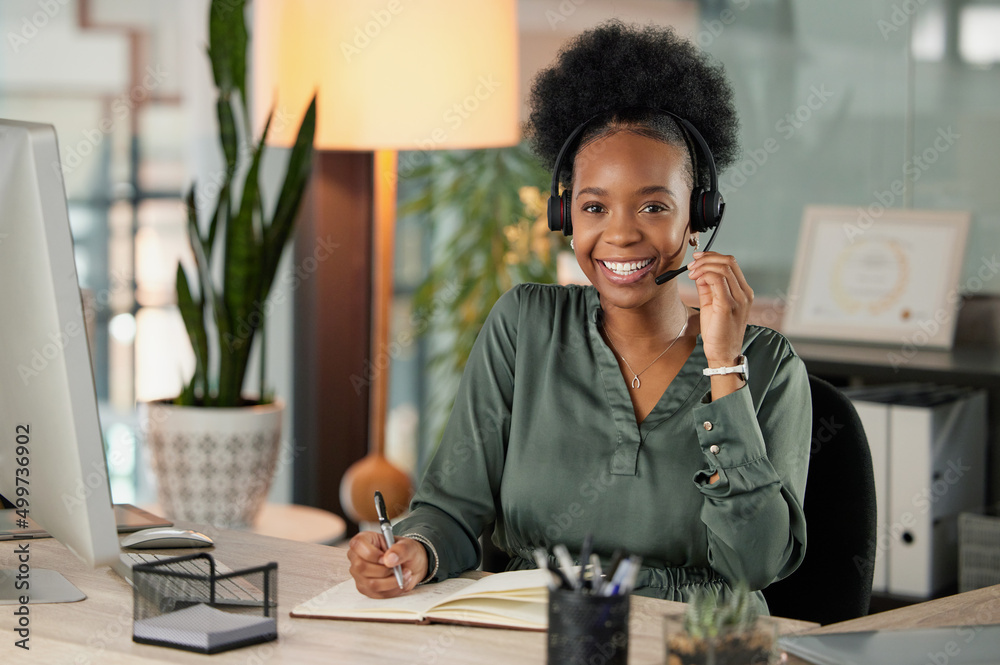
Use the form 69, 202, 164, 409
291, 569, 550, 631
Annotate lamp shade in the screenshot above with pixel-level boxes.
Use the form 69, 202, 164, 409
253, 0, 520, 150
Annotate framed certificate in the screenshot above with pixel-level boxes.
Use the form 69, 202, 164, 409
783, 206, 970, 348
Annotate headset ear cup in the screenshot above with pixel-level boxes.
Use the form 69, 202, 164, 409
561, 190, 573, 236
547, 193, 563, 232
689, 187, 707, 233
705, 190, 723, 229
690, 188, 724, 233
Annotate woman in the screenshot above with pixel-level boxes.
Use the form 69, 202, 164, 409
348, 20, 810, 612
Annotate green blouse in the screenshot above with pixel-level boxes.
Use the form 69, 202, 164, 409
394, 283, 810, 611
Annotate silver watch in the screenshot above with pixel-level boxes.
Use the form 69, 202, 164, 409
702, 355, 748, 382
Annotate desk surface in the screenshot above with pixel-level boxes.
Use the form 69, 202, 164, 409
6, 525, 815, 664
6, 526, 998, 664
785, 583, 1000, 664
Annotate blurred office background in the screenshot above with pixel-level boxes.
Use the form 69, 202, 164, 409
0, 0, 997, 505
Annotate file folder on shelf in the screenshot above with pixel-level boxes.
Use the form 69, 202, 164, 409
845, 384, 987, 598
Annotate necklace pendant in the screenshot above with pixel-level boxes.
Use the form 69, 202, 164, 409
631, 375, 640, 389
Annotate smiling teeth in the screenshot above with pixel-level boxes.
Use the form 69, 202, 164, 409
602, 259, 653, 275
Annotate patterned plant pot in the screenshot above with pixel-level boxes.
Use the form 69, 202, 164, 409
141, 400, 283, 529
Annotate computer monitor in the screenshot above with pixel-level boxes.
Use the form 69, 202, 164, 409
0, 118, 120, 604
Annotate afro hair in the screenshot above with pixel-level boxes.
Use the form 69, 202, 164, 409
525, 20, 740, 189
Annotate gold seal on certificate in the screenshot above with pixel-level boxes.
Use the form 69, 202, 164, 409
830, 239, 910, 317
784, 206, 970, 348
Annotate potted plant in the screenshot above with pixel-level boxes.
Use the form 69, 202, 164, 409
664, 584, 778, 665
141, 0, 316, 528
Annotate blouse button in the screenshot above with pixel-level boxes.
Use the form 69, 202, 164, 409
710, 444, 721, 455
702, 421, 713, 431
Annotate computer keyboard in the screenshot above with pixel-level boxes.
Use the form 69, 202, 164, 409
114, 552, 266, 607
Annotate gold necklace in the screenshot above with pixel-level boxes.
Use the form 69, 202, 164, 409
601, 318, 686, 389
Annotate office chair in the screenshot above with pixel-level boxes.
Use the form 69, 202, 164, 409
762, 374, 877, 625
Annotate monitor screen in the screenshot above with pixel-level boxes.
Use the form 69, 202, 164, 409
0, 119, 120, 603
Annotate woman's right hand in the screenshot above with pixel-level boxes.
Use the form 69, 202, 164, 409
347, 532, 428, 598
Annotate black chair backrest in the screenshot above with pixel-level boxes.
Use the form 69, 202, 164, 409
762, 374, 877, 624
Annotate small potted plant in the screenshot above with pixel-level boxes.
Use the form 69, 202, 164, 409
664, 583, 778, 665
141, 0, 315, 528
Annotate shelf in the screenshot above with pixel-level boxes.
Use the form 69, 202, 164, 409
790, 339, 1000, 388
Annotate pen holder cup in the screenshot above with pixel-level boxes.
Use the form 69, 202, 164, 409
547, 587, 630, 665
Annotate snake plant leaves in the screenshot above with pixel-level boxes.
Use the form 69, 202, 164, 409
207, 0, 248, 113
175, 263, 208, 405
216, 110, 272, 404
205, 179, 229, 265
176, 0, 314, 407
217, 96, 239, 176
262, 94, 317, 303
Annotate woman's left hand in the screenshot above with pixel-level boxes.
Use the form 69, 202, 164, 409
687, 251, 754, 367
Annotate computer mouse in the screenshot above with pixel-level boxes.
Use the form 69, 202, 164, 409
120, 527, 214, 549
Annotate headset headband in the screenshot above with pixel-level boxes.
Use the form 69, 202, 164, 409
548, 107, 720, 213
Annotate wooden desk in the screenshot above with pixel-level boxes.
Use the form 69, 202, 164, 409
785, 583, 1000, 665
7, 526, 816, 664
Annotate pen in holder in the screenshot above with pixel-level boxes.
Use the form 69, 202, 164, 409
547, 586, 630, 665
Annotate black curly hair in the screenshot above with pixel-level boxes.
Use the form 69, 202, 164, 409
525, 20, 740, 191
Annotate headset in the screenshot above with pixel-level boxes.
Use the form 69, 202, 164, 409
546, 108, 725, 284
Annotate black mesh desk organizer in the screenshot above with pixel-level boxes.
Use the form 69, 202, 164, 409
131, 553, 278, 654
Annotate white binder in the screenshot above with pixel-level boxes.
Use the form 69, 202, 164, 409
847, 385, 987, 598
887, 389, 987, 597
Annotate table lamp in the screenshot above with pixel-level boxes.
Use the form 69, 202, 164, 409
254, 0, 519, 523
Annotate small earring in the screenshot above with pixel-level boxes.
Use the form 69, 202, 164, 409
570, 238, 575, 250
689, 236, 700, 251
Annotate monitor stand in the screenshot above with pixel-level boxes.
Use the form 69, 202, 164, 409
0, 569, 86, 604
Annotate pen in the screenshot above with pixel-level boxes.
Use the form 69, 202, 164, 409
578, 533, 593, 591
533, 548, 561, 591
605, 549, 625, 583
619, 555, 642, 594
553, 544, 580, 591
374, 491, 404, 589
601, 557, 631, 597
589, 553, 604, 594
